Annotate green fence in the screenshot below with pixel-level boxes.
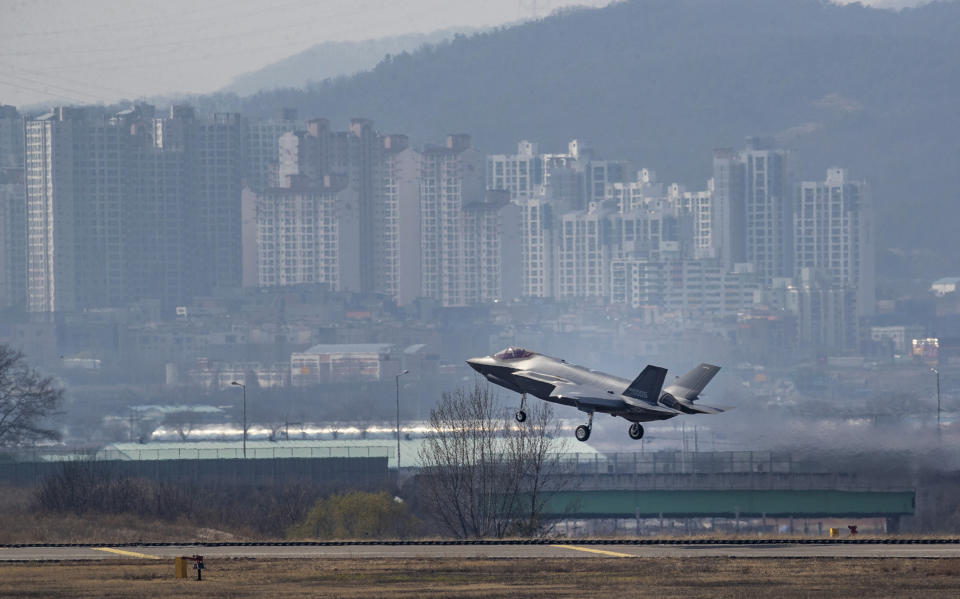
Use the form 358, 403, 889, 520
543, 489, 915, 518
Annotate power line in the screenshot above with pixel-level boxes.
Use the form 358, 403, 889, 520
0, 76, 91, 105
25, 1, 417, 76
0, 0, 346, 58
0, 66, 141, 101
2, 0, 261, 40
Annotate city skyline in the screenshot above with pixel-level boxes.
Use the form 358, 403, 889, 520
1, 101, 877, 361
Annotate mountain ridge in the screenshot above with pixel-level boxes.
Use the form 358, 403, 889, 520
222, 27, 482, 96
195, 0, 959, 269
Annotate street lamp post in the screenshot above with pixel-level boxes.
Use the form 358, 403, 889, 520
931, 368, 941, 433
231, 381, 247, 458
396, 369, 409, 468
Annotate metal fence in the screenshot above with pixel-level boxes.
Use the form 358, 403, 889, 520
96, 446, 393, 461
557, 451, 798, 475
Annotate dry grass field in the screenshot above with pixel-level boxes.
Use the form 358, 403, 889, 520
0, 557, 958, 598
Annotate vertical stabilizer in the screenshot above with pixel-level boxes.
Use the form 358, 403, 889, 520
623, 365, 668, 402
663, 363, 721, 400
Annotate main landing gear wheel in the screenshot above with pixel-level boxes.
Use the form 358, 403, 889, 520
575, 411, 594, 442
515, 393, 528, 424
628, 422, 644, 440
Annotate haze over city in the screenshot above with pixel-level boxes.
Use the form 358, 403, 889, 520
0, 0, 958, 590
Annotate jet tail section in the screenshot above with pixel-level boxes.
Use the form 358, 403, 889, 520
623, 365, 668, 403
663, 363, 721, 400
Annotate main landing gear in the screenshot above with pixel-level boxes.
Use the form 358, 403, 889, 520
575, 411, 593, 442
515, 393, 527, 423
628, 422, 645, 440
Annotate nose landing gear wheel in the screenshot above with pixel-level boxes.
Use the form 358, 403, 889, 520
628, 423, 644, 440
515, 410, 527, 423
575, 425, 591, 442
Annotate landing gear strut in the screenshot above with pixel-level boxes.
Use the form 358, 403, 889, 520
575, 411, 593, 442
515, 393, 527, 423
628, 422, 644, 440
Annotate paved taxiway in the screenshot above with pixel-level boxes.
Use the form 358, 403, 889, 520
2, 543, 960, 561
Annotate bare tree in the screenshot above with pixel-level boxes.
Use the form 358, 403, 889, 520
417, 379, 562, 538
0, 345, 64, 447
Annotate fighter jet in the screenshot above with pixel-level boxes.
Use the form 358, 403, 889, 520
467, 347, 724, 442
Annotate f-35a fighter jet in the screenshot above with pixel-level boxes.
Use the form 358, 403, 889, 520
467, 347, 724, 442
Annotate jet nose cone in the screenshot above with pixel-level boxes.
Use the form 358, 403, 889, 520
466, 356, 494, 373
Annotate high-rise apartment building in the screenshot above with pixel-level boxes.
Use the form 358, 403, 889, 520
794, 168, 874, 316
379, 136, 421, 305
246, 175, 359, 291
0, 106, 23, 169
24, 105, 247, 313
420, 135, 506, 306
189, 111, 247, 297
678, 185, 715, 260
742, 137, 791, 281
246, 107, 298, 191
25, 107, 126, 312
712, 138, 790, 280
276, 118, 408, 297
786, 268, 860, 353
611, 259, 759, 319
606, 168, 662, 212
487, 140, 543, 201
518, 193, 557, 298
712, 148, 746, 269
557, 204, 612, 299
0, 167, 25, 311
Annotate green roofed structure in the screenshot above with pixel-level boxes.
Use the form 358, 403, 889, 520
542, 489, 915, 519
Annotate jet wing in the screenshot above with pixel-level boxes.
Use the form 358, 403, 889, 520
512, 370, 571, 386
550, 384, 682, 415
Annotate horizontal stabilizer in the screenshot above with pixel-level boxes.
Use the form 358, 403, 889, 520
676, 400, 727, 414
663, 363, 721, 400
623, 365, 668, 403
621, 395, 683, 414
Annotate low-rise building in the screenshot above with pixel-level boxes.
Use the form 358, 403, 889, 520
291, 343, 400, 386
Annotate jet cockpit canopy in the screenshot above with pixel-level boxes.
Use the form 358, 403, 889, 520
494, 347, 533, 361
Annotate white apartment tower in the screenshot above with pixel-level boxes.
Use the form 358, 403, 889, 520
249, 175, 360, 291
25, 108, 123, 312
558, 205, 612, 299
794, 168, 874, 316
420, 135, 504, 306
380, 136, 422, 305
486, 140, 542, 201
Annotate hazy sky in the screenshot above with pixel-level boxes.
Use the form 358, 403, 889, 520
0, 0, 934, 108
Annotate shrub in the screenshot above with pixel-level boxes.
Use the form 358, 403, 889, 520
287, 490, 421, 539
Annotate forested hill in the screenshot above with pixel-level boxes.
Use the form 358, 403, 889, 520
199, 0, 960, 269
221, 28, 479, 96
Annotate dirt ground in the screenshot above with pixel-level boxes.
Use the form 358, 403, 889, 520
0, 557, 958, 598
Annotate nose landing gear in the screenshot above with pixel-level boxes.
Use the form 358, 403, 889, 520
628, 422, 644, 440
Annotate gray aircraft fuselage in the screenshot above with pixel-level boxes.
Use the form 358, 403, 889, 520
467, 349, 675, 423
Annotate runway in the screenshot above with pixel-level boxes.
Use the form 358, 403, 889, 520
2, 541, 959, 561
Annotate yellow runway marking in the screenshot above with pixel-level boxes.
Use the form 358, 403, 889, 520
93, 547, 161, 559
550, 544, 635, 557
